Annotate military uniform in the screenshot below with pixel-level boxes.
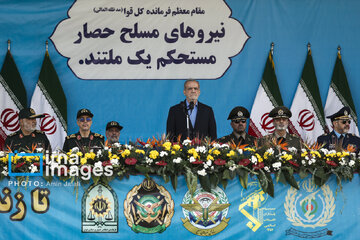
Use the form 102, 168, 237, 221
5, 130, 51, 152
259, 106, 302, 151
317, 106, 360, 153
218, 132, 257, 147
259, 132, 302, 150
218, 106, 257, 147
62, 132, 104, 152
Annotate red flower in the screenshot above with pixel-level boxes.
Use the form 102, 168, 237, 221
214, 159, 226, 166
102, 161, 112, 166
253, 162, 265, 170
289, 161, 299, 167
326, 161, 338, 167
191, 138, 201, 145
155, 160, 168, 166
16, 162, 26, 168
191, 160, 204, 164
33, 162, 45, 167
125, 158, 137, 165
238, 159, 250, 166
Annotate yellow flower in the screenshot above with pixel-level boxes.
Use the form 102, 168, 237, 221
213, 150, 221, 156
112, 154, 119, 159
85, 152, 95, 159
301, 151, 308, 157
76, 152, 83, 157
244, 147, 255, 152
80, 158, 87, 165
188, 148, 199, 158
135, 149, 145, 155
207, 155, 214, 161
0, 157, 7, 163
226, 150, 235, 157
121, 149, 131, 158
255, 153, 263, 163
149, 150, 159, 159
25, 156, 33, 162
172, 144, 181, 151
171, 151, 176, 155
162, 142, 172, 151
281, 154, 293, 161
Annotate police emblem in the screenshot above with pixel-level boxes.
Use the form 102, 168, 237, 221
124, 178, 174, 234
238, 180, 276, 232
82, 183, 118, 233
181, 185, 230, 236
284, 178, 335, 238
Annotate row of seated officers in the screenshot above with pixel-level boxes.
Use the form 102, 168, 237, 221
4, 80, 360, 154
4, 104, 360, 155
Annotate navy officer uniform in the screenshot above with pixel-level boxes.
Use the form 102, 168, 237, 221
62, 109, 104, 152
5, 108, 51, 152
317, 107, 360, 153
218, 106, 257, 147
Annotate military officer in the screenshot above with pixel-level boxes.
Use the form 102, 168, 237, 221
218, 106, 257, 147
317, 106, 360, 153
62, 109, 104, 152
259, 106, 302, 151
105, 121, 123, 146
5, 108, 51, 152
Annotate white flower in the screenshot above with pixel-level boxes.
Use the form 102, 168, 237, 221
272, 162, 282, 169
145, 157, 153, 164
94, 161, 102, 168
308, 161, 312, 165
206, 160, 212, 166
229, 165, 237, 171
329, 150, 336, 155
182, 139, 192, 146
0, 151, 5, 157
35, 148, 43, 153
211, 166, 214, 170
237, 149, 243, 155
189, 156, 196, 163
104, 146, 109, 151
301, 160, 306, 165
110, 158, 119, 165
311, 158, 316, 163
212, 143, 221, 148
281, 151, 287, 156
220, 144, 229, 149
112, 142, 121, 148
96, 150, 102, 158
71, 147, 79, 153
144, 144, 150, 148
305, 156, 309, 160
124, 144, 133, 150
251, 155, 258, 164
29, 164, 38, 173
197, 169, 207, 176
264, 166, 270, 172
160, 151, 168, 157
70, 166, 78, 172
288, 147, 297, 153
320, 148, 329, 155
349, 160, 355, 167
203, 164, 209, 169
196, 146, 207, 153
173, 157, 182, 164
339, 160, 345, 166
266, 148, 274, 155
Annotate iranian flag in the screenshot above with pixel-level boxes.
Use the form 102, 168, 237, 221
249, 46, 283, 138
288, 47, 327, 144
30, 47, 67, 151
0, 45, 27, 150
324, 49, 359, 135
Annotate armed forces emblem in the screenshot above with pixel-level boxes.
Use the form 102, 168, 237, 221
124, 178, 174, 234
284, 178, 335, 238
181, 185, 230, 236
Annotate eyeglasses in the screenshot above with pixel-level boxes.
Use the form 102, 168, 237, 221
341, 120, 351, 124
79, 117, 92, 122
232, 119, 246, 124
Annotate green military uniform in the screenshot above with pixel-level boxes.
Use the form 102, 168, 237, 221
5, 130, 51, 152
62, 132, 104, 153
259, 132, 301, 150
259, 106, 302, 151
218, 132, 257, 147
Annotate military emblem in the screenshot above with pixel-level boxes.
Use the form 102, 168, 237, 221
181, 185, 230, 236
344, 110, 348, 116
82, 183, 118, 233
237, 111, 243, 117
238, 180, 276, 232
124, 178, 174, 234
284, 178, 335, 238
278, 109, 284, 116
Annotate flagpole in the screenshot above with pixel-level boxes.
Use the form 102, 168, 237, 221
45, 40, 48, 52
7, 39, 10, 51
337, 45, 341, 55
271, 42, 274, 55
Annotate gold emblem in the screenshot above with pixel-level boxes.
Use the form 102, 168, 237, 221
30, 108, 35, 114
344, 110, 348, 116
237, 111, 243, 117
278, 109, 284, 116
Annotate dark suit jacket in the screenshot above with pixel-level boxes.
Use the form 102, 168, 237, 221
317, 131, 360, 153
166, 100, 217, 142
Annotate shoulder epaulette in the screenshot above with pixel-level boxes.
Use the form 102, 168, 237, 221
66, 134, 76, 140
94, 133, 104, 138
35, 130, 45, 134
8, 132, 18, 137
